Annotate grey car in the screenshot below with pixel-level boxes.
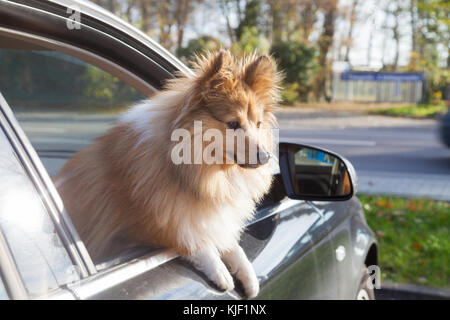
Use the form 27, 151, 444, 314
0, 0, 377, 300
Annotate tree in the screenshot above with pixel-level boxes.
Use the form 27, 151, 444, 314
218, 0, 238, 42
231, 26, 270, 56
267, 0, 320, 43
92, 0, 119, 15
407, 0, 449, 100
313, 0, 339, 101
384, 1, 407, 71
173, 0, 200, 51
343, 0, 360, 64
176, 36, 223, 63
298, 0, 320, 41
93, 0, 201, 53
235, 0, 262, 40
271, 40, 318, 102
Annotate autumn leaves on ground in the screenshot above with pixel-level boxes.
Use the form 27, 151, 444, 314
359, 195, 450, 288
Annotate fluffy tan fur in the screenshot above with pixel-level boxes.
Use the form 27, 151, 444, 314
56, 50, 282, 295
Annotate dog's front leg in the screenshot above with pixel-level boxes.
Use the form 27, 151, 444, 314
222, 244, 259, 298
184, 246, 235, 293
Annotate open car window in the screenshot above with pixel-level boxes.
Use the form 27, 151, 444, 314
0, 34, 147, 177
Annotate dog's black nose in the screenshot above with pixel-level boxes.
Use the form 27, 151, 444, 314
257, 150, 271, 165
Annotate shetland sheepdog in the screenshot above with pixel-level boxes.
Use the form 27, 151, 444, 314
56, 50, 281, 298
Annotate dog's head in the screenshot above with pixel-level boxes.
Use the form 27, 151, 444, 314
171, 50, 282, 169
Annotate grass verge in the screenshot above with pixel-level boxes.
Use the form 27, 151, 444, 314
368, 102, 447, 118
358, 194, 450, 288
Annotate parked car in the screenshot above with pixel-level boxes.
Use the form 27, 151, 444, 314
0, 0, 377, 300
439, 85, 450, 148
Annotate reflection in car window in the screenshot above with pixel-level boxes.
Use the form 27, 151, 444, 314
0, 127, 80, 297
0, 45, 146, 176
295, 149, 334, 166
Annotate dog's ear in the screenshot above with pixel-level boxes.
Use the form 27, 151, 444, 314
243, 55, 280, 98
193, 49, 234, 91
193, 49, 234, 95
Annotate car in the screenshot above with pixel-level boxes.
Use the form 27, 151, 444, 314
439, 85, 450, 148
0, 0, 377, 300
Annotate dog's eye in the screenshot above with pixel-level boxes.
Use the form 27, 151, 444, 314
227, 121, 241, 130
256, 121, 262, 128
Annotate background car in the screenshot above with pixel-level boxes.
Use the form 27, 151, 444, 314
439, 85, 450, 148
0, 0, 377, 300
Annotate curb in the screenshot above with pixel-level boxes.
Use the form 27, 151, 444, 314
375, 282, 450, 300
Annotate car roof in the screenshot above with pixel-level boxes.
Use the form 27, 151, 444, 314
48, 0, 193, 76
0, 0, 193, 90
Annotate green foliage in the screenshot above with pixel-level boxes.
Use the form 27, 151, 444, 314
80, 67, 117, 102
280, 83, 300, 105
235, 0, 262, 40
406, 0, 450, 102
417, 0, 450, 28
369, 102, 447, 118
0, 50, 144, 111
425, 67, 450, 102
270, 41, 317, 103
176, 36, 223, 64
359, 195, 450, 288
406, 50, 450, 103
230, 26, 270, 56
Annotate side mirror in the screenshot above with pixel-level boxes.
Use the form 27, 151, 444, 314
279, 143, 357, 201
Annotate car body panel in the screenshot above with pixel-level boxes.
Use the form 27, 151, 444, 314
0, 0, 377, 300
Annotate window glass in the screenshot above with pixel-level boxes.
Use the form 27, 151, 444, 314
0, 43, 146, 176
0, 126, 80, 297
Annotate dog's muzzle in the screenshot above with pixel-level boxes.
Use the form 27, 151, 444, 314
257, 150, 272, 165
237, 150, 272, 169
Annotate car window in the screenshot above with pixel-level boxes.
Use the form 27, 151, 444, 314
0, 125, 80, 298
0, 41, 146, 177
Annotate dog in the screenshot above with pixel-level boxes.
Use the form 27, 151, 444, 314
56, 50, 281, 298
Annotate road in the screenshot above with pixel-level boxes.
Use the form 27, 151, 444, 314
15, 110, 450, 200
279, 126, 450, 176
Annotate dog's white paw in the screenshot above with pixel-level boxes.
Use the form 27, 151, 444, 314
185, 247, 235, 293
210, 264, 235, 292
236, 265, 259, 298
222, 245, 260, 298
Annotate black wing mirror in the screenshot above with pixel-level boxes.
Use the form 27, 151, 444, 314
279, 143, 357, 201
